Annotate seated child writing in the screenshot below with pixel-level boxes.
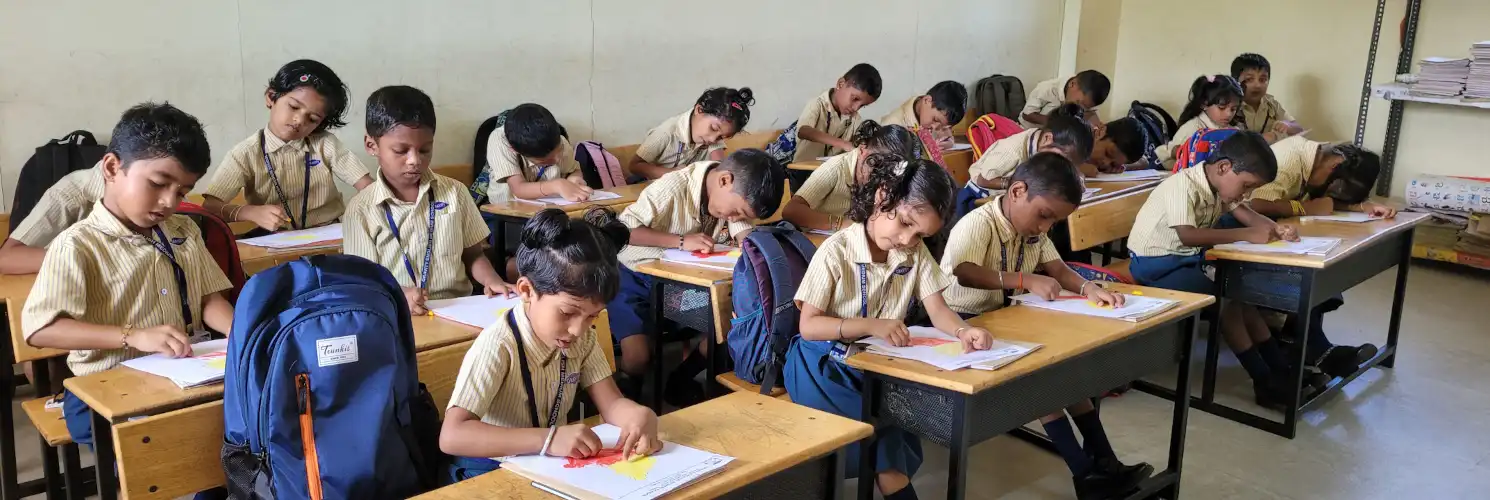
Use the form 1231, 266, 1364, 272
1232, 53, 1303, 142
782, 121, 918, 231
967, 104, 1094, 191
1021, 70, 1111, 129
343, 86, 515, 316
1155, 75, 1242, 165
790, 63, 881, 162
630, 87, 755, 180
878, 80, 968, 150
481, 103, 591, 204
440, 208, 660, 482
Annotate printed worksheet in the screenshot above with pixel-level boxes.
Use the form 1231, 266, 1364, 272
1213, 237, 1342, 256
1088, 170, 1165, 182
500, 424, 733, 500
516, 190, 624, 207
659, 246, 740, 271
425, 295, 523, 328
856, 327, 1039, 371
1300, 212, 1385, 223
121, 339, 229, 389
1010, 293, 1179, 322
237, 224, 343, 250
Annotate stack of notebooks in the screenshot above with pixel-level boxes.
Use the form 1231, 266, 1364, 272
1010, 293, 1181, 323
1411, 57, 1470, 97
1468, 41, 1490, 99
855, 326, 1041, 371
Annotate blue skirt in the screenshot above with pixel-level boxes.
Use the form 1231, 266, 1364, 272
783, 337, 923, 477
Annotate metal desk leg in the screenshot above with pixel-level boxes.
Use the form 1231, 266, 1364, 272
1382, 237, 1412, 368
1161, 316, 1197, 499
61, 444, 85, 500
490, 218, 507, 272
1, 321, 17, 500
826, 448, 846, 500
648, 280, 666, 413
90, 412, 117, 500
856, 373, 879, 500
945, 396, 971, 500
1281, 272, 1315, 440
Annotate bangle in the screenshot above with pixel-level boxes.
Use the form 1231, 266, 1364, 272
120, 325, 134, 348
1290, 200, 1305, 216
541, 426, 558, 456
996, 270, 1005, 289
226, 205, 241, 222
955, 326, 968, 337
1079, 281, 1094, 295
1018, 272, 1024, 291
837, 318, 846, 340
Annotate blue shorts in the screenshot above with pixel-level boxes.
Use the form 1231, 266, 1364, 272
606, 265, 655, 342
62, 390, 94, 447
1128, 252, 1215, 295
782, 338, 923, 478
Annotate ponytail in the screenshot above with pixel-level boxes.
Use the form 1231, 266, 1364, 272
517, 207, 630, 302
1177, 75, 1243, 126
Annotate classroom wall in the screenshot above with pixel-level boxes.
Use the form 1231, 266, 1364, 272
1102, 0, 1490, 197
0, 0, 1065, 209
1076, 0, 1123, 118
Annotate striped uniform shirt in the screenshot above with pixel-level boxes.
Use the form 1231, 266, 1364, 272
793, 148, 862, 217
343, 171, 490, 300
616, 162, 754, 270
1019, 77, 1069, 128
22, 202, 232, 377
446, 303, 612, 429
1155, 114, 1223, 164
795, 223, 953, 320
1240, 95, 1294, 134
635, 110, 724, 171
1250, 136, 1324, 202
10, 162, 105, 246
482, 126, 579, 204
203, 130, 370, 229
794, 90, 864, 162
878, 97, 920, 129
968, 128, 1039, 182
940, 196, 1061, 315
1128, 164, 1239, 257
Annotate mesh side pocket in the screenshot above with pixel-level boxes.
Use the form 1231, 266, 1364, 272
221, 439, 264, 500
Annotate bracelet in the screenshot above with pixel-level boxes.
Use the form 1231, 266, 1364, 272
837, 318, 846, 340
1079, 280, 1094, 295
540, 426, 559, 456
1290, 200, 1305, 216
120, 325, 134, 348
954, 326, 968, 337
1018, 272, 1024, 291
996, 270, 1005, 289
226, 205, 242, 222
677, 235, 685, 250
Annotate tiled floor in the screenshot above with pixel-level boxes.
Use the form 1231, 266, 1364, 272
5, 262, 1487, 499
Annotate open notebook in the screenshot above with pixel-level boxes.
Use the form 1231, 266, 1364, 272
515, 190, 624, 207
855, 326, 1040, 371
1010, 292, 1180, 322
500, 424, 733, 500
659, 246, 740, 271
121, 339, 230, 389
237, 223, 343, 250
425, 295, 523, 328
1088, 170, 1165, 183
1213, 237, 1342, 256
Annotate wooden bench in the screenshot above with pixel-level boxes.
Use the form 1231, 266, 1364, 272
21, 397, 70, 447
723, 129, 783, 152
714, 372, 790, 401
432, 164, 475, 187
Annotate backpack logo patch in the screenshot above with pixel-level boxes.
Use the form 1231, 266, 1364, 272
315, 335, 359, 367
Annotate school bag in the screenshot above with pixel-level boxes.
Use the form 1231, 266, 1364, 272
726, 223, 817, 392
221, 255, 444, 500
764, 121, 800, 165
1067, 262, 1134, 285
9, 130, 107, 233
574, 141, 628, 189
974, 75, 1026, 120
468, 112, 511, 205
966, 113, 1025, 160
1173, 128, 1241, 173
175, 201, 247, 303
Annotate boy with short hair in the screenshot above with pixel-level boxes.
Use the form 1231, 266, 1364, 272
793, 63, 882, 161
879, 80, 969, 134
480, 103, 590, 204
1231, 53, 1303, 141
1020, 70, 1111, 128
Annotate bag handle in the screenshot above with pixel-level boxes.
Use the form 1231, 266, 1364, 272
57, 130, 97, 146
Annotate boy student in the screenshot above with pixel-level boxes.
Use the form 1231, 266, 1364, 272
481, 103, 589, 204
23, 103, 234, 446
941, 152, 1152, 499
344, 86, 516, 316
1127, 131, 1305, 409
607, 150, 787, 404
1020, 70, 1111, 129
1231, 53, 1303, 142
0, 162, 105, 275
878, 80, 969, 138
793, 63, 882, 162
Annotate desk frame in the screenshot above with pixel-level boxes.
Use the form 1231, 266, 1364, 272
643, 274, 732, 413
2, 314, 95, 500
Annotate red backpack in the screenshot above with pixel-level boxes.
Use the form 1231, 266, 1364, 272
176, 201, 246, 302
967, 113, 1024, 160
1172, 128, 1240, 173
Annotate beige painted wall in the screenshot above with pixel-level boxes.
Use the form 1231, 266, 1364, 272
0, 0, 1063, 209
1077, 0, 1123, 118
1105, 0, 1490, 196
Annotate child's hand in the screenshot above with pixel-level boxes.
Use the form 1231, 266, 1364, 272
679, 233, 715, 253
956, 327, 993, 352
550, 424, 603, 458
126, 325, 193, 357
1078, 163, 1101, 177
483, 279, 517, 298
1303, 197, 1335, 216
403, 287, 428, 315
1273, 224, 1300, 242
1086, 285, 1125, 308
1022, 273, 1064, 301
1360, 201, 1397, 218
831, 138, 856, 153
239, 205, 287, 231
553, 180, 594, 202
868, 319, 911, 346
614, 405, 662, 460
1246, 226, 1279, 244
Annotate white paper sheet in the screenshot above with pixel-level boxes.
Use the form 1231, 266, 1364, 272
856, 327, 1038, 371
659, 246, 740, 271
1010, 293, 1180, 322
121, 339, 230, 389
1300, 212, 1385, 223
1088, 170, 1165, 182
515, 190, 624, 207
815, 156, 835, 161
237, 224, 343, 249
1082, 187, 1102, 199
1213, 237, 1342, 256
501, 424, 734, 500
425, 295, 523, 328
944, 142, 974, 152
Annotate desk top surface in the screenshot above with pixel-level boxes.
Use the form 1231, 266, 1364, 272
235, 241, 343, 262
633, 260, 734, 288
481, 183, 649, 218
1205, 212, 1428, 269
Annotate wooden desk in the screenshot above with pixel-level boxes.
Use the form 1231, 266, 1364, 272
2, 272, 78, 499
236, 241, 343, 276
415, 392, 871, 500
480, 183, 649, 266
847, 284, 1214, 500
787, 160, 824, 172
632, 261, 734, 412
1066, 179, 1162, 253
1138, 212, 1429, 439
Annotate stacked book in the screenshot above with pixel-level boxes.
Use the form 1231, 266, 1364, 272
1411, 57, 1470, 97
1467, 41, 1490, 99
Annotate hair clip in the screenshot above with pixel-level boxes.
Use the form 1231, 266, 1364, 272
299, 74, 311, 83
893, 161, 909, 176
729, 102, 743, 110
1206, 75, 1216, 83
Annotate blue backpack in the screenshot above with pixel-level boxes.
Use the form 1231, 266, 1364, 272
726, 224, 816, 392
222, 255, 444, 499
1173, 128, 1240, 172
764, 121, 800, 166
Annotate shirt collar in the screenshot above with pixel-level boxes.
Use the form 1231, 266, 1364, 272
512, 304, 561, 366
987, 195, 1019, 244
83, 200, 168, 244
1198, 113, 1222, 130
685, 161, 716, 209
819, 89, 841, 120
673, 109, 696, 148
1183, 163, 1220, 201
369, 169, 436, 206
893, 97, 919, 127
843, 222, 915, 269
262, 128, 310, 154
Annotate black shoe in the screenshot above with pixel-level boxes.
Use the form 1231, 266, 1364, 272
1318, 343, 1379, 378
662, 374, 706, 408
1073, 459, 1153, 500
1253, 377, 1296, 412
1304, 368, 1330, 392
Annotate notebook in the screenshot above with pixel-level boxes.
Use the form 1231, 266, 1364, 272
120, 339, 230, 389
1088, 170, 1165, 182
855, 327, 1040, 371
1010, 293, 1180, 322
237, 223, 343, 250
1213, 237, 1342, 256
1300, 212, 1385, 223
659, 246, 740, 271
425, 295, 523, 328
500, 424, 733, 500
515, 190, 624, 207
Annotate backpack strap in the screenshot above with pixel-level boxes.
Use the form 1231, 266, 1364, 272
58, 130, 97, 146
744, 227, 817, 394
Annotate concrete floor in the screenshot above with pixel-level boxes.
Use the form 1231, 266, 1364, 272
5, 262, 1487, 499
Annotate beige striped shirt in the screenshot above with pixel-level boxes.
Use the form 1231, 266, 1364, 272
635, 110, 724, 170
940, 196, 1061, 315
968, 128, 1039, 182
794, 90, 864, 162
616, 162, 754, 269
343, 171, 490, 300
794, 148, 862, 217
203, 130, 370, 229
447, 303, 612, 429
1019, 77, 1069, 128
794, 223, 953, 320
483, 127, 579, 203
1250, 136, 1323, 202
1129, 165, 1238, 257
1156, 114, 1223, 164
1240, 95, 1294, 134
10, 162, 105, 246
878, 97, 919, 129
23, 202, 232, 376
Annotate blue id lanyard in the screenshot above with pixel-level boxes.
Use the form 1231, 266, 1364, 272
381, 193, 438, 290
259, 130, 313, 230
148, 227, 193, 329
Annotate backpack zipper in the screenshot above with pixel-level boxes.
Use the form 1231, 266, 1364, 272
296, 373, 324, 500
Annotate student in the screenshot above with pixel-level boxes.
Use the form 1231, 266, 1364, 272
967, 104, 1094, 191
1156, 75, 1243, 164
1084, 117, 1152, 176
1021, 70, 1111, 128
783, 121, 918, 231
629, 87, 755, 180
608, 150, 786, 403
1232, 53, 1302, 141
343, 86, 516, 316
879, 80, 968, 142
786, 155, 993, 500
22, 103, 234, 447
202, 59, 373, 233
480, 103, 590, 204
1127, 131, 1303, 409
0, 151, 106, 275
792, 63, 882, 162
440, 208, 661, 482
942, 153, 1153, 498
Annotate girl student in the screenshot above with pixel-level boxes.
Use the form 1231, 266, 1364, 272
440, 208, 660, 482
202, 59, 374, 234
965, 104, 1095, 191
628, 87, 755, 181
785, 155, 996, 500
1155, 75, 1243, 164
782, 121, 919, 231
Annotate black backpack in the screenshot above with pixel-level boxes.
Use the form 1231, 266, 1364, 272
974, 75, 1026, 120
10, 131, 106, 233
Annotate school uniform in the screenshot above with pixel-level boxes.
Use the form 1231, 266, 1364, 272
966, 128, 1040, 184
9, 162, 104, 247
784, 223, 951, 478
878, 97, 920, 129
608, 162, 754, 341
445, 303, 613, 481
793, 148, 862, 217
1019, 76, 1069, 128
1155, 114, 1223, 164
343, 171, 491, 300
22, 202, 232, 445
941, 196, 1061, 317
1240, 95, 1294, 135
636, 110, 724, 171
793, 90, 863, 162
480, 126, 579, 204
203, 130, 370, 230
1126, 165, 1238, 294
1252, 136, 1323, 202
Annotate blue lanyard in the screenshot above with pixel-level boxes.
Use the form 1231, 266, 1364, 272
1001, 237, 1028, 293
857, 263, 871, 318
259, 130, 313, 230
148, 227, 193, 329
534, 165, 550, 181
381, 192, 438, 290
